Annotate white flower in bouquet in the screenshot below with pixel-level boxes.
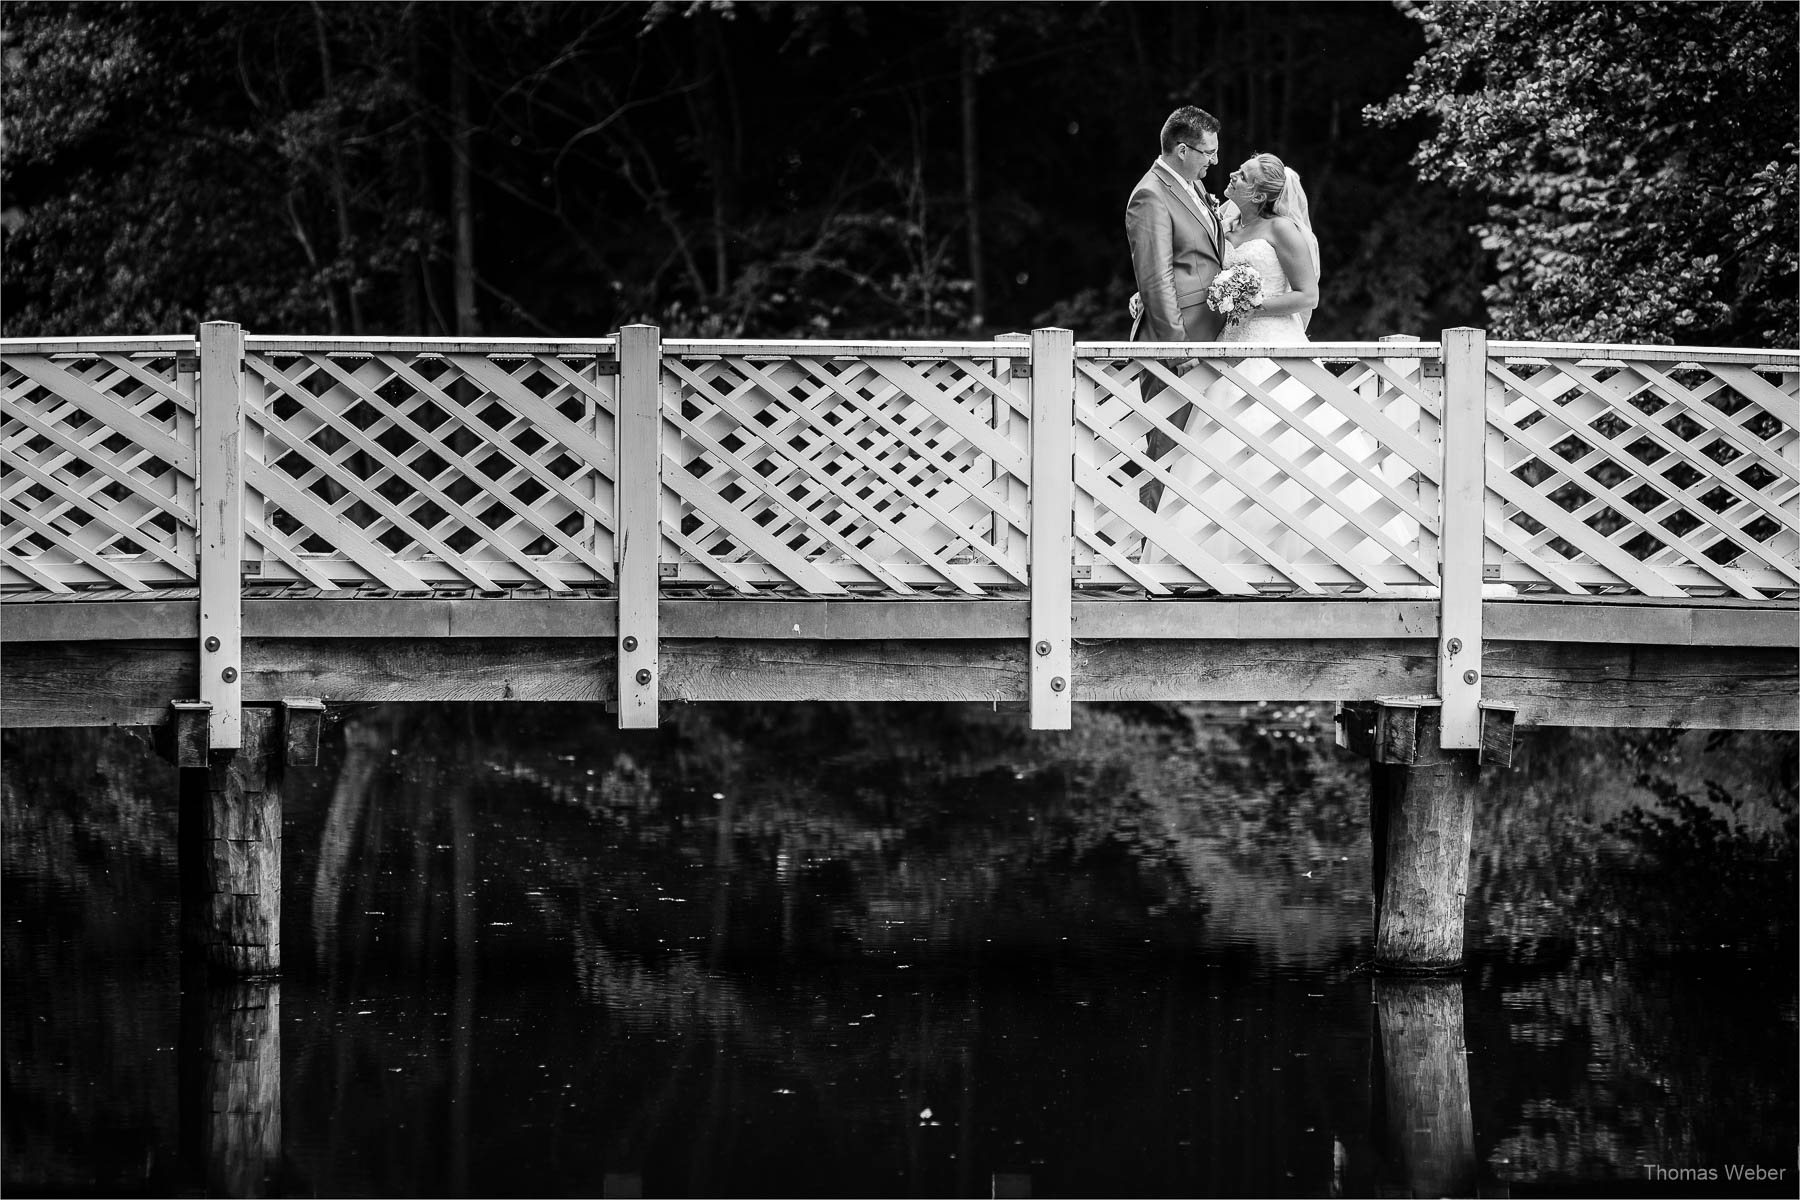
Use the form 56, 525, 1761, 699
1207, 264, 1263, 330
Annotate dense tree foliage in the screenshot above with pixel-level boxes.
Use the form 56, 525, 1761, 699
2, 0, 1490, 340
1368, 0, 1799, 347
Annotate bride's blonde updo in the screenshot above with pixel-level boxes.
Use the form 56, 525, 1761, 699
1244, 152, 1288, 218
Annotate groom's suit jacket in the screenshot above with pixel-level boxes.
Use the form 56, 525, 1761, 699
1126, 162, 1226, 343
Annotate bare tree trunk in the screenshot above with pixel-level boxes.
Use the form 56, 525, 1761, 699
401, 7, 428, 334
960, 33, 985, 329
1171, 4, 1195, 90
1280, 21, 1296, 152
694, 12, 739, 300
1245, 7, 1261, 147
310, 2, 364, 334
450, 27, 479, 337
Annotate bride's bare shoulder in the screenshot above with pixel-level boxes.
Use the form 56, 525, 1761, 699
1265, 215, 1304, 241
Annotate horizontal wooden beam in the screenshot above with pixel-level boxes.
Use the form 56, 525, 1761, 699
244, 336, 617, 356
5, 595, 1792, 646
1482, 641, 1797, 730
3, 635, 1792, 730
1076, 340, 1439, 359
1073, 600, 1440, 640
0, 336, 195, 355
1483, 598, 1796, 647
1487, 341, 1800, 366
661, 338, 1030, 358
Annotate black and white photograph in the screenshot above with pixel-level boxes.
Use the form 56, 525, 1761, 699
2, 1, 1795, 1196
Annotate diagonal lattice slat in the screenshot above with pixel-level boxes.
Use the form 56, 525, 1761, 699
659, 352, 1028, 593
1073, 349, 1440, 595
1485, 354, 1800, 596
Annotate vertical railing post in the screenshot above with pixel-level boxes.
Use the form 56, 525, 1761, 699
1437, 328, 1487, 749
1028, 327, 1074, 730
994, 332, 1030, 569
616, 324, 662, 728
197, 321, 245, 750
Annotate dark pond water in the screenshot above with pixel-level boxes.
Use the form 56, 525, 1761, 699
4, 703, 1795, 1198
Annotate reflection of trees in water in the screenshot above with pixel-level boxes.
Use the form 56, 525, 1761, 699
1471, 727, 1795, 963
7, 708, 1793, 1193
280, 700, 1385, 1193
1466, 726, 1797, 1188
1, 727, 180, 1194
469, 700, 1380, 976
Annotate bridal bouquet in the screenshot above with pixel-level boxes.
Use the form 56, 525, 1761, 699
1207, 264, 1263, 330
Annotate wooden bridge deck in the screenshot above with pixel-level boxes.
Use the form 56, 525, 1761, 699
4, 325, 1796, 742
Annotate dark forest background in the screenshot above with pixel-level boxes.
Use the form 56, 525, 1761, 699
2, 1, 1795, 346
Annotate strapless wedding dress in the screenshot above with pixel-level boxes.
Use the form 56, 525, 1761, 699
1146, 237, 1414, 587
1219, 238, 1309, 345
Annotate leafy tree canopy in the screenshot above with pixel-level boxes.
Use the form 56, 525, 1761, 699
3, 1, 1496, 341
1368, 0, 1799, 347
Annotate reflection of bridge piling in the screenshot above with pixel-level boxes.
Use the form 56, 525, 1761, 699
1370, 977, 1480, 1199
178, 975, 282, 1197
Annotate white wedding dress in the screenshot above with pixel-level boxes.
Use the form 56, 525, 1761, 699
1217, 238, 1309, 346
1147, 235, 1401, 587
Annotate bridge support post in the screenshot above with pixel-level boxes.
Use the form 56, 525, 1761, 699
180, 703, 283, 975
172, 699, 322, 975
1338, 698, 1515, 972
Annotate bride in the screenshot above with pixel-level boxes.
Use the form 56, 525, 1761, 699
1212, 152, 1320, 341
1131, 153, 1346, 578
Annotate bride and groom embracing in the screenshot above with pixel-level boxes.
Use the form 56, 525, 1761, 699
1121, 104, 1330, 566
1125, 105, 1319, 348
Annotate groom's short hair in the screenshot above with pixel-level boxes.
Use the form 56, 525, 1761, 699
1160, 106, 1220, 153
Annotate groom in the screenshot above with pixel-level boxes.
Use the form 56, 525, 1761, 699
1126, 105, 1225, 510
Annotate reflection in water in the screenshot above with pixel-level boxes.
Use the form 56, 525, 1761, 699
179, 976, 281, 1197
1371, 978, 1476, 1198
3, 707, 1794, 1196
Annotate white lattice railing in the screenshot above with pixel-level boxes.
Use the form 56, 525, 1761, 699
658, 338, 1031, 595
1, 337, 199, 592
11, 329, 1791, 602
1483, 344, 1800, 598
242, 337, 619, 592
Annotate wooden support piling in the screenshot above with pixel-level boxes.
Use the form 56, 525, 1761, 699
179, 704, 284, 975
1369, 708, 1477, 972
1341, 699, 1513, 972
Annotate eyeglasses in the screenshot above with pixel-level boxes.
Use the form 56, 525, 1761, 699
1178, 141, 1218, 162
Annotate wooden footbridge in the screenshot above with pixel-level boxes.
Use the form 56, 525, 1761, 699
4, 323, 1796, 973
